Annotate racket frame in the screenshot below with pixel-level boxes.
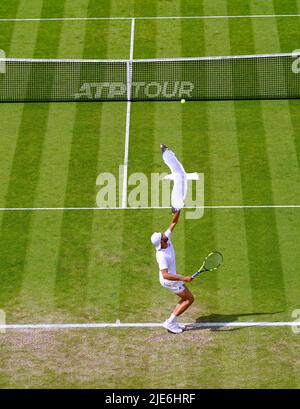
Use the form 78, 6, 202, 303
191, 252, 223, 280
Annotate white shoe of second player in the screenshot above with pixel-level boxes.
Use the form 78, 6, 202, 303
163, 320, 183, 334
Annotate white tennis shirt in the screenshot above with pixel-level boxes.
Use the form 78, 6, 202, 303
155, 229, 178, 283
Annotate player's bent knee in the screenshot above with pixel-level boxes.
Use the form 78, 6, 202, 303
183, 294, 194, 304
189, 296, 195, 304
177, 289, 195, 303
188, 293, 194, 301
186, 292, 195, 303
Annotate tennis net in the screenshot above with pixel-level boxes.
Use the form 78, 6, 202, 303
0, 53, 299, 102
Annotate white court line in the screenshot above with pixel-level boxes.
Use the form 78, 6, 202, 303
1, 205, 300, 211
0, 321, 299, 330
0, 14, 300, 22
121, 18, 135, 209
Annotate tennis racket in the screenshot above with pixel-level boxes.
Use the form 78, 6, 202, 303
192, 251, 223, 279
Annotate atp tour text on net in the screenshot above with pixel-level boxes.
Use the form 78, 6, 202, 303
96, 167, 204, 219
75, 81, 194, 100
105, 392, 196, 406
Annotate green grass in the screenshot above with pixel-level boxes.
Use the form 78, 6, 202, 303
1, 0, 300, 388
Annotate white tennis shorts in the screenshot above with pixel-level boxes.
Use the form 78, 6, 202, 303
160, 279, 185, 294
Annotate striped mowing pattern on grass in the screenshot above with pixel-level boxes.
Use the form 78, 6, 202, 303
251, 0, 297, 387
19, 0, 68, 312
205, 0, 256, 386
1, 0, 300, 389
54, 0, 111, 314
0, 0, 45, 308
255, 0, 300, 385
274, 0, 300, 311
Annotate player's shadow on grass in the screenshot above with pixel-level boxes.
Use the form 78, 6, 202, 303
184, 311, 283, 332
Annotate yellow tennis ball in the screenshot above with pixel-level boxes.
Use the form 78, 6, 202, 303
180, 99, 186, 104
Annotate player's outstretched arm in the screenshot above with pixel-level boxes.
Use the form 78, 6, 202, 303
169, 209, 181, 232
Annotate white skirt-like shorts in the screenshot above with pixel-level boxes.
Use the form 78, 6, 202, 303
160, 278, 185, 294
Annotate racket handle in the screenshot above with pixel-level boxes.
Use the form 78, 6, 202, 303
192, 271, 200, 279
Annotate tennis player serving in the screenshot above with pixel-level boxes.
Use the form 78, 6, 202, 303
151, 209, 194, 334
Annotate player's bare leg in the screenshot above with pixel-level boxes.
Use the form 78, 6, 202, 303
163, 286, 194, 333
173, 286, 194, 317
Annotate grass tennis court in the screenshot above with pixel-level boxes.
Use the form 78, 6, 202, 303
1, 0, 300, 388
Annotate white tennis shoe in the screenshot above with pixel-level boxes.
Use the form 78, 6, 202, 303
163, 320, 183, 334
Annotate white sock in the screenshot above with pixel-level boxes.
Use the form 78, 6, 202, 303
167, 313, 177, 324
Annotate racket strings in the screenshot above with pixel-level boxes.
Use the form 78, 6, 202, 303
204, 252, 223, 270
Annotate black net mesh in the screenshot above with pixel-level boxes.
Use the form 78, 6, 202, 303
0, 54, 299, 102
